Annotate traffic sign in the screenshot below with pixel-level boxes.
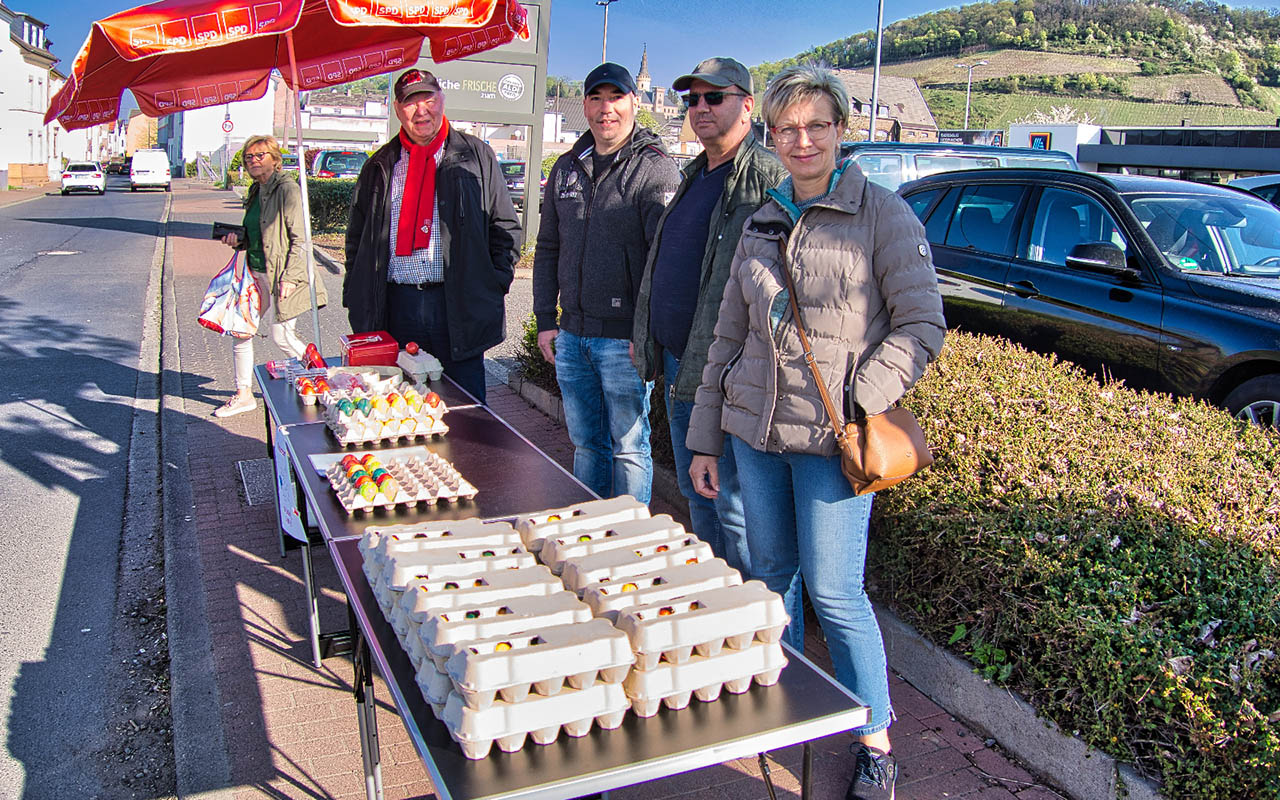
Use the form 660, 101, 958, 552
222, 119, 234, 133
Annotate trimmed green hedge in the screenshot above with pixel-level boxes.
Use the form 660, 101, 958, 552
874, 332, 1280, 799
306, 178, 357, 234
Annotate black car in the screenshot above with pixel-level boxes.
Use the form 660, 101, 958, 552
899, 168, 1280, 426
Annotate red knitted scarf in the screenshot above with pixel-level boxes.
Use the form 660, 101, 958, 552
395, 118, 449, 256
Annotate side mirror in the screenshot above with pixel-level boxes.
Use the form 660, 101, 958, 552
1066, 242, 1135, 277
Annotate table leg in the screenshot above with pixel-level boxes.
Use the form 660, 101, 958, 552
263, 406, 274, 459
300, 541, 323, 669
802, 742, 813, 800
351, 604, 384, 800
757, 753, 780, 800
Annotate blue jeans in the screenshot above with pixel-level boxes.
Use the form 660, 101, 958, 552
731, 435, 894, 735
386, 283, 487, 403
662, 349, 751, 572
555, 330, 653, 503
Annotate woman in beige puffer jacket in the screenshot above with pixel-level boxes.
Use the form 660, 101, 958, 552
686, 64, 945, 800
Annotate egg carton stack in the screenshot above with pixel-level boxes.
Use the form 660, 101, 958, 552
325, 452, 477, 514
360, 519, 634, 760
321, 379, 449, 446
521, 497, 789, 719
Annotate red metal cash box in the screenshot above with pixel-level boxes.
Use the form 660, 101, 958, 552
341, 331, 399, 366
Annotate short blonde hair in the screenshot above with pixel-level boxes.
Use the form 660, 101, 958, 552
241, 135, 282, 170
761, 63, 850, 132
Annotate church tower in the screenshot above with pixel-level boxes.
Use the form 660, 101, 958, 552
636, 44, 652, 93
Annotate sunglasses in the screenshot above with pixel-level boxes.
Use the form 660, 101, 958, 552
683, 90, 749, 108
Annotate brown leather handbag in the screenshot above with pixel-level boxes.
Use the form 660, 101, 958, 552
778, 245, 933, 495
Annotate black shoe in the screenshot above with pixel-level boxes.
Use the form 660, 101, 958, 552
846, 743, 897, 800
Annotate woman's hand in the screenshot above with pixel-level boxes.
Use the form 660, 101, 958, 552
278, 281, 298, 301
221, 232, 240, 249
689, 455, 720, 499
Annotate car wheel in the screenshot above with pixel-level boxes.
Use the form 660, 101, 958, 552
164, 184, 171, 192
131, 185, 137, 192
1224, 375, 1280, 428
61, 189, 68, 196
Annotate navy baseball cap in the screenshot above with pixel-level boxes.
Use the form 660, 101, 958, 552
584, 62, 637, 95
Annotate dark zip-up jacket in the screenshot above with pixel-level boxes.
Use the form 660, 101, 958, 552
533, 126, 680, 339
342, 127, 522, 360
632, 133, 786, 401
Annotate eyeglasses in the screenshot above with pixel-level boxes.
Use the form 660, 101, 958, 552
683, 90, 749, 108
244, 152, 272, 162
770, 120, 838, 145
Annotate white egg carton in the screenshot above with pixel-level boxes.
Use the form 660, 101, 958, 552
443, 618, 634, 709
361, 519, 523, 586
539, 515, 687, 575
373, 545, 538, 618
623, 640, 786, 717
327, 413, 449, 447
580, 558, 744, 621
616, 581, 789, 670
516, 495, 650, 553
441, 681, 630, 760
325, 454, 477, 515
389, 566, 564, 648
560, 536, 714, 595
416, 592, 594, 671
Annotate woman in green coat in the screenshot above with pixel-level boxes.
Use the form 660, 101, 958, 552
215, 135, 327, 418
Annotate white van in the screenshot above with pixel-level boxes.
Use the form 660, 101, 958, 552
130, 148, 171, 192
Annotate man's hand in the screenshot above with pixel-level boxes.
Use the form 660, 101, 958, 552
629, 341, 636, 366
537, 329, 559, 364
278, 281, 298, 301
689, 455, 720, 499
221, 232, 240, 248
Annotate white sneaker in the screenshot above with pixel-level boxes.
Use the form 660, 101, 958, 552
214, 394, 256, 418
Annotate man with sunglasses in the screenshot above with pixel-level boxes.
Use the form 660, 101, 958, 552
343, 68, 521, 402
533, 62, 680, 503
632, 57, 786, 572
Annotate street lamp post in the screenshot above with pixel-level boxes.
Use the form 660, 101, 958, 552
955, 59, 988, 130
596, 0, 620, 63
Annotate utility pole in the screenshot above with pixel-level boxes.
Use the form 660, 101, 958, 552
596, 0, 620, 63
867, 0, 885, 142
956, 60, 988, 130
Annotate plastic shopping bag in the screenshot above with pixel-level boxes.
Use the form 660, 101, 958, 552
198, 252, 261, 338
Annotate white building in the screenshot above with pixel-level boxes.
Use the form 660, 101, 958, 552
0, 4, 58, 185
1007, 123, 1102, 171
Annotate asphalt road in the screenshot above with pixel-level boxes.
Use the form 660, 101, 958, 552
0, 176, 167, 798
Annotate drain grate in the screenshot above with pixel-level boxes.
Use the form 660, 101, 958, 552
236, 457, 276, 506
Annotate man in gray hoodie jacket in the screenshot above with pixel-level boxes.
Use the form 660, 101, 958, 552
533, 62, 680, 503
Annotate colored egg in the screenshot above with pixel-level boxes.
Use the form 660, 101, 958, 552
380, 478, 399, 496
299, 384, 315, 396
375, 473, 393, 488
315, 378, 330, 392
658, 607, 675, 616
387, 392, 403, 405
344, 464, 364, 480
577, 534, 592, 542
547, 514, 562, 522
621, 583, 638, 592
360, 453, 378, 466
494, 642, 512, 652
353, 474, 371, 489
356, 398, 371, 416
340, 454, 358, 468
371, 468, 388, 481
358, 482, 379, 501
425, 392, 441, 408
443, 582, 459, 590
481, 550, 496, 557
338, 399, 355, 416
465, 610, 480, 619
655, 545, 670, 553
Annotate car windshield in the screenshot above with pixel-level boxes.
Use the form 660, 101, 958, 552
1126, 192, 1280, 277
68, 164, 98, 172
501, 162, 524, 178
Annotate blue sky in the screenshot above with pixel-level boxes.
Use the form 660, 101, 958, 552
44, 0, 1280, 92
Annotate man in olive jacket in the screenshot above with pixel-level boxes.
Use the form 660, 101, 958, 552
632, 57, 785, 572
344, 69, 521, 402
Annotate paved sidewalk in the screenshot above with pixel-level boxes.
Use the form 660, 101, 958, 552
163, 181, 1063, 799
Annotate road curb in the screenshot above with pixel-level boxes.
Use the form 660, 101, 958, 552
496, 364, 1163, 800
160, 199, 236, 799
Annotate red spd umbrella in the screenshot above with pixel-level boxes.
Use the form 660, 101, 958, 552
46, 0, 529, 131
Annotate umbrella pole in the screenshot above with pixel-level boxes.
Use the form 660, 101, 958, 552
286, 31, 324, 355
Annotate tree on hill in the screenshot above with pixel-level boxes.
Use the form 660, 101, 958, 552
1009, 104, 1096, 124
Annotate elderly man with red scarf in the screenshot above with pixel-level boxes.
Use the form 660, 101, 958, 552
343, 69, 522, 402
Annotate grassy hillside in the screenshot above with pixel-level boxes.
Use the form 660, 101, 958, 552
924, 87, 1280, 128
876, 49, 1142, 85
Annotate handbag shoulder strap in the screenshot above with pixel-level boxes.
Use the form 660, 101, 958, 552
776, 239, 848, 444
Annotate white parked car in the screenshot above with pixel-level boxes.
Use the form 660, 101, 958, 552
61, 161, 106, 195
130, 148, 171, 192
